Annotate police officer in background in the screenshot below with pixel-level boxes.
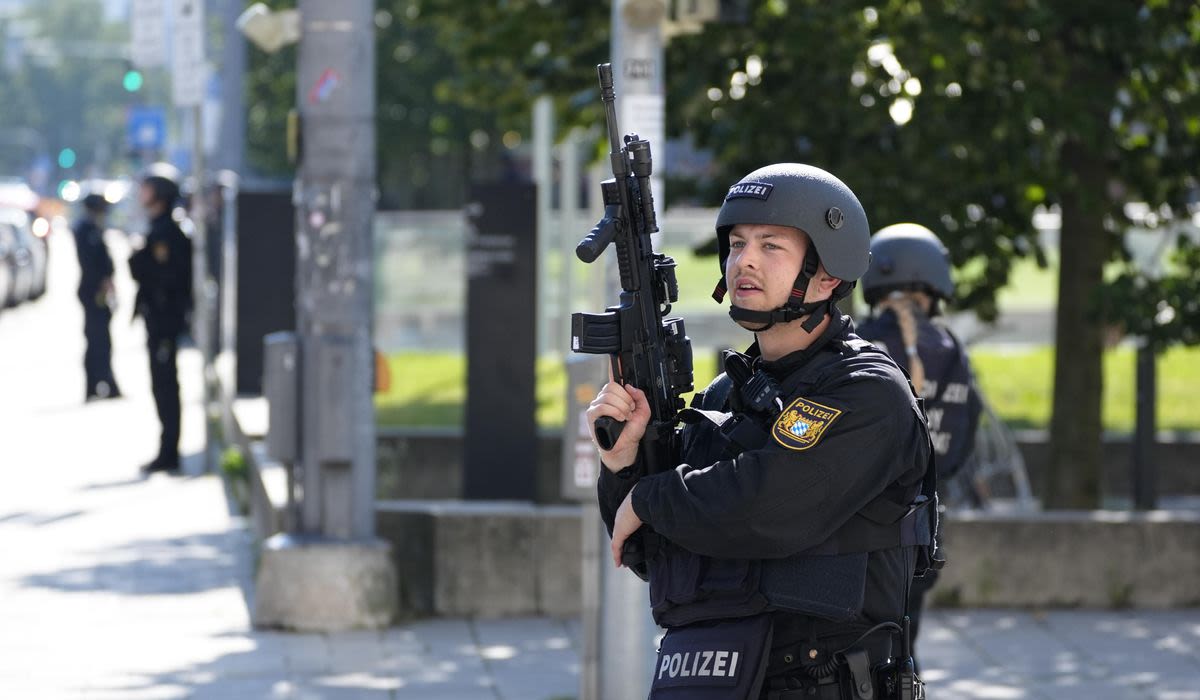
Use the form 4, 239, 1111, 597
73, 194, 121, 401
590, 164, 937, 699
857, 223, 983, 666
130, 167, 192, 475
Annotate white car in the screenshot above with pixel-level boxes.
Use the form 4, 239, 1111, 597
0, 206, 47, 303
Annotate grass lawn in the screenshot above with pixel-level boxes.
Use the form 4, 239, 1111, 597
376, 345, 1200, 433
972, 345, 1200, 433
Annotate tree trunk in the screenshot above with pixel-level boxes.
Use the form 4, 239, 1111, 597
1046, 142, 1109, 509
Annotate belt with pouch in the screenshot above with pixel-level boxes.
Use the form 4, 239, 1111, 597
764, 630, 895, 700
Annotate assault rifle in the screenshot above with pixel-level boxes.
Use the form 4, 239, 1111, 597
571, 63, 694, 574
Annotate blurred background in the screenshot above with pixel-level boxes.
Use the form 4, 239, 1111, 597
0, 1, 1198, 699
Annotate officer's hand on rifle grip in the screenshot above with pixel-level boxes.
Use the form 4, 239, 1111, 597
592, 416, 624, 450
586, 382, 651, 472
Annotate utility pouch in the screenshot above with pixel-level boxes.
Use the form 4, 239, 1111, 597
649, 614, 774, 700
649, 540, 767, 628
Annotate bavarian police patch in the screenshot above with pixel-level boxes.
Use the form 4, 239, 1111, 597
725, 182, 774, 201
772, 397, 843, 451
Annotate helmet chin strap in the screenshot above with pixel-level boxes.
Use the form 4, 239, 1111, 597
715, 248, 834, 333
727, 298, 836, 333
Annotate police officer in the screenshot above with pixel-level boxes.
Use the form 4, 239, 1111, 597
73, 194, 121, 401
857, 223, 983, 665
129, 168, 192, 475
591, 164, 937, 699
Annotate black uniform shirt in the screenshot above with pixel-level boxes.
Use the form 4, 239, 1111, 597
130, 212, 193, 338
598, 315, 931, 643
72, 218, 114, 304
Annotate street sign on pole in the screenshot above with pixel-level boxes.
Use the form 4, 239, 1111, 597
126, 106, 167, 151
171, 0, 206, 107
613, 0, 666, 212
130, 0, 167, 68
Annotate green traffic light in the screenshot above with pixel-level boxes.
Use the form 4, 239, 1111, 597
57, 148, 76, 169
123, 70, 144, 92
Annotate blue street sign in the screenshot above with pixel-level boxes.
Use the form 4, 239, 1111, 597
126, 107, 167, 151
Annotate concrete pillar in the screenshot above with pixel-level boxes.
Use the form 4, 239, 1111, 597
253, 0, 398, 632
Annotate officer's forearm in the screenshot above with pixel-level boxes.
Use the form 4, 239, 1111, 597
629, 457, 841, 559
596, 461, 643, 536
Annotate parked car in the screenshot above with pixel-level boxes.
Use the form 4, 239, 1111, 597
0, 177, 39, 212
0, 221, 24, 307
0, 207, 47, 302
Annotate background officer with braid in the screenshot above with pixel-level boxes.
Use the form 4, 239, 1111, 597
857, 223, 983, 667
589, 164, 938, 699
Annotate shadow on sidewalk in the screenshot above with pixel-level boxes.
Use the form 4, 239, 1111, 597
20, 530, 246, 597
0, 509, 85, 526
78, 449, 209, 491
75, 620, 552, 700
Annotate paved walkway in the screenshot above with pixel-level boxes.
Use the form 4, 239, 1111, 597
0, 228, 1196, 699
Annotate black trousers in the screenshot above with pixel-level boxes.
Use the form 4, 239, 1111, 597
82, 303, 118, 398
148, 334, 180, 465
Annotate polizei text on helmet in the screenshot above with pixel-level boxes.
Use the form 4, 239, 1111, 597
725, 182, 774, 201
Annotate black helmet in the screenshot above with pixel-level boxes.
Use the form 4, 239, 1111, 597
861, 223, 955, 306
82, 193, 110, 213
141, 162, 181, 207
712, 163, 871, 332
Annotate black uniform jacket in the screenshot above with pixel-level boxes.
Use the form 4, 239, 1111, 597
857, 310, 981, 483
598, 314, 931, 644
130, 212, 193, 339
73, 218, 114, 306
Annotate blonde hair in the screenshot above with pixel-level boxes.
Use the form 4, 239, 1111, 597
878, 291, 933, 395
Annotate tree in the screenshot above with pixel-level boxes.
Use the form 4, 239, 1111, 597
245, 0, 609, 208
665, 0, 1200, 508
0, 0, 134, 181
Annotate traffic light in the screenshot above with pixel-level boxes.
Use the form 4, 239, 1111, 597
123, 67, 144, 92
57, 148, 76, 169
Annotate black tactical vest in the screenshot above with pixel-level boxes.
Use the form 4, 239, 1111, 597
646, 340, 940, 629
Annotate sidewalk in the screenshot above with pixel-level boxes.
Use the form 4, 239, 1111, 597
0, 230, 1196, 699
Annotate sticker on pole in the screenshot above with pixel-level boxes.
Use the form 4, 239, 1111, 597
308, 68, 342, 104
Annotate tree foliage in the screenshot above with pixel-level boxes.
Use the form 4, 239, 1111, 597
0, 0, 136, 180
665, 0, 1199, 507
669, 1, 1197, 322
245, 0, 608, 207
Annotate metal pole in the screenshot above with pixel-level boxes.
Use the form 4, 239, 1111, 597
295, 0, 378, 539
533, 96, 555, 359
192, 103, 213, 472
560, 129, 582, 330
587, 5, 666, 698
1132, 339, 1157, 510
580, 498, 603, 700
611, 0, 666, 214
218, 169, 239, 451
216, 0, 246, 174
